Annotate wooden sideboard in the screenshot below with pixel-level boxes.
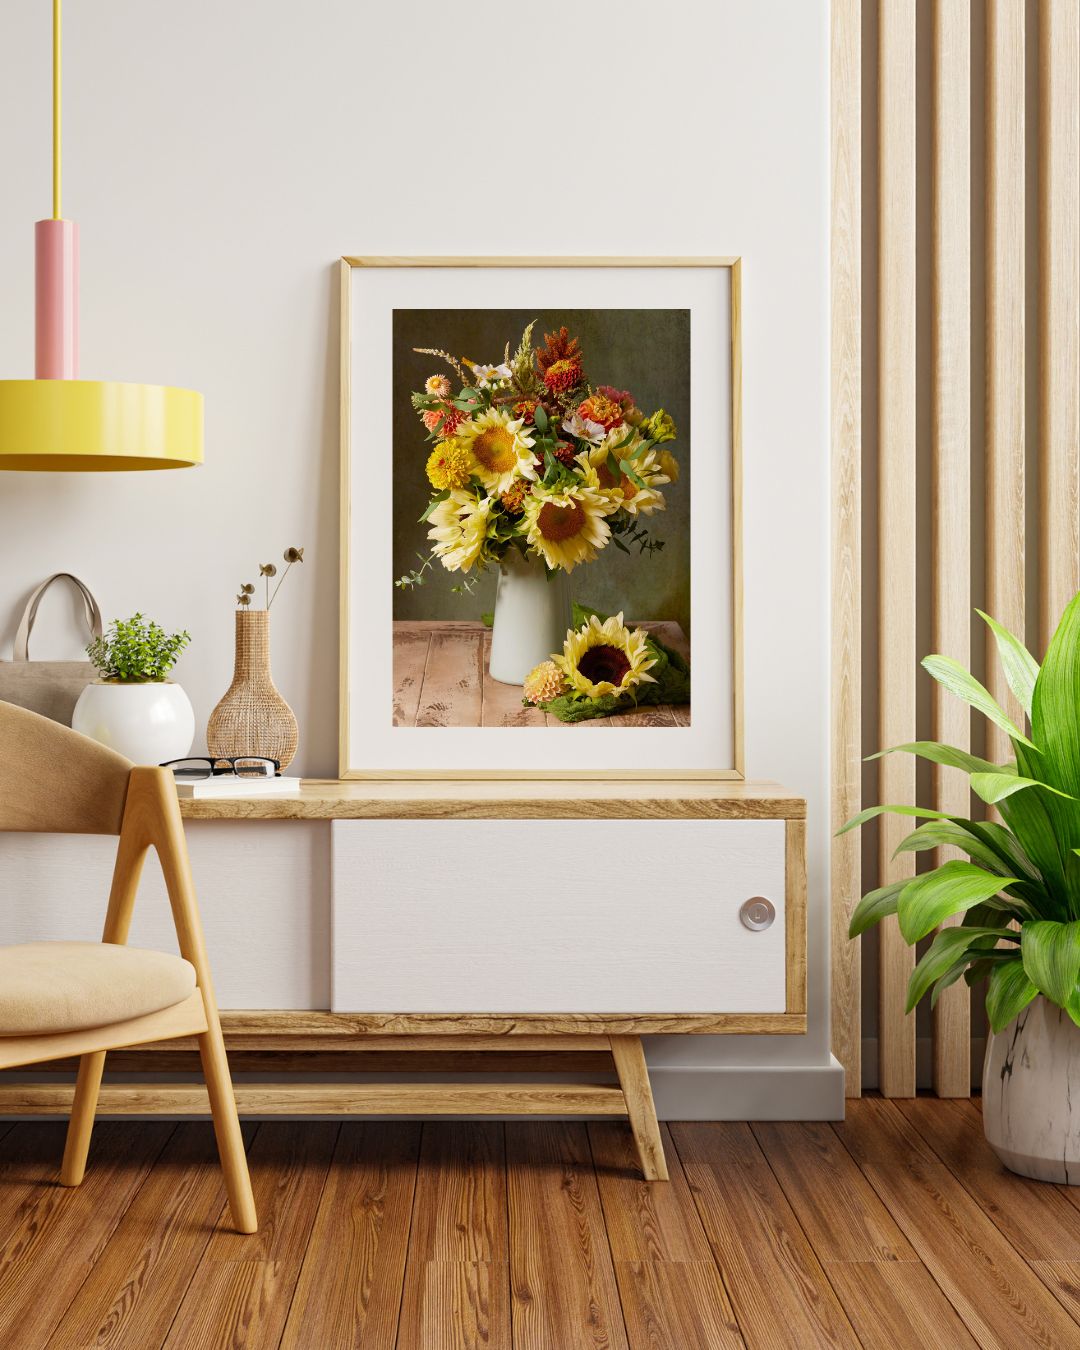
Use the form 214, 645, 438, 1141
5, 779, 806, 1182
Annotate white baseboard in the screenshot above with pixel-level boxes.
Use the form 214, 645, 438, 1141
651, 1056, 846, 1120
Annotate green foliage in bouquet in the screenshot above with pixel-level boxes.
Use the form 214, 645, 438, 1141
843, 591, 1080, 1034
87, 613, 190, 683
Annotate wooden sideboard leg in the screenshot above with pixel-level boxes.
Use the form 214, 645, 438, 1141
609, 1035, 668, 1181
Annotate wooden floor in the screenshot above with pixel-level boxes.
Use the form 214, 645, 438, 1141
393, 620, 691, 728
5, 1097, 1080, 1347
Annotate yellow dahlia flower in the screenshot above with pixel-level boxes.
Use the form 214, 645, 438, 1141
554, 613, 658, 698
522, 481, 614, 572
425, 440, 473, 491
456, 408, 536, 495
577, 433, 669, 517
427, 490, 495, 572
523, 660, 567, 704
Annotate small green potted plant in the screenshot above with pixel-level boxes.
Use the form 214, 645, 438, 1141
72, 613, 193, 763
844, 590, 1080, 1181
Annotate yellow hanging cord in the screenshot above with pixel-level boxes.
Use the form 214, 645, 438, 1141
52, 0, 61, 219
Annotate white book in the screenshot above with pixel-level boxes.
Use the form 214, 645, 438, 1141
173, 775, 303, 799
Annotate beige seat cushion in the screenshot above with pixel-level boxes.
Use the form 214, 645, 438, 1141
0, 942, 197, 1036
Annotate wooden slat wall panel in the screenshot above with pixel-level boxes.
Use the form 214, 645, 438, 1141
985, 0, 1027, 758
877, 0, 918, 1099
831, 0, 862, 1098
930, 0, 972, 1099
1038, 0, 1080, 647
832, 0, 1080, 1098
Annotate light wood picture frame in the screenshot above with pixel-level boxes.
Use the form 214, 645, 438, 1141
339, 256, 743, 779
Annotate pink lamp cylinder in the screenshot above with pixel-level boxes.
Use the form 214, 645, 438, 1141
35, 218, 79, 379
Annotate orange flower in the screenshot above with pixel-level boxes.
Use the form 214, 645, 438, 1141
500, 480, 532, 514
422, 404, 466, 437
542, 358, 582, 397
513, 398, 539, 423
537, 326, 582, 375
577, 392, 624, 431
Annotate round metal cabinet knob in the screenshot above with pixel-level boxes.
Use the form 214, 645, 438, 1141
740, 897, 776, 931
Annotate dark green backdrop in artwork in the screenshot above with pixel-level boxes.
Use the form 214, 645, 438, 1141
392, 309, 691, 638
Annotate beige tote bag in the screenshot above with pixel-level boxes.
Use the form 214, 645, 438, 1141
0, 573, 104, 725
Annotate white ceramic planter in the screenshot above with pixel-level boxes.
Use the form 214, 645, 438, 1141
488, 549, 572, 686
983, 995, 1080, 1183
72, 680, 195, 765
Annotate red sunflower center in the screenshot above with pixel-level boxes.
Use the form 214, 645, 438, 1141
577, 644, 632, 687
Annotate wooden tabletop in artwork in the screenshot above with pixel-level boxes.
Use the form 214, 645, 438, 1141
393, 620, 690, 728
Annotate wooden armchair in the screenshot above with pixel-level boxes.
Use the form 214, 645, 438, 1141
0, 701, 257, 1233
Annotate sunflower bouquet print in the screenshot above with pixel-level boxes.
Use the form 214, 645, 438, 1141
398, 321, 679, 584
394, 314, 691, 726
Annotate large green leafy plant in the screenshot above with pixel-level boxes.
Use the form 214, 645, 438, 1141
844, 591, 1080, 1034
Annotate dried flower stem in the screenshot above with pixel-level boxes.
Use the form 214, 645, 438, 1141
413, 346, 473, 387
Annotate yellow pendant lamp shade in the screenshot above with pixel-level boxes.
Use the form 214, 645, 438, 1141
0, 1, 202, 471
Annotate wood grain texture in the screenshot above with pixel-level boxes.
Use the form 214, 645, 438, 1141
397, 1124, 510, 1350
182, 1013, 808, 1040
0, 1081, 630, 1116
9, 1105, 1080, 1347
609, 1036, 668, 1181
930, 0, 974, 1100
830, 0, 862, 1101
822, 1260, 978, 1349
835, 1097, 1080, 1346
670, 1122, 859, 1347
281, 1123, 419, 1350
877, 0, 918, 1099
49, 1123, 256, 1350
507, 1122, 629, 1350
985, 0, 1027, 756
785, 818, 808, 1014
749, 1120, 915, 1263
897, 1097, 1080, 1259
179, 777, 806, 819
0, 1122, 172, 1350
1038, 0, 1080, 647
165, 1121, 337, 1350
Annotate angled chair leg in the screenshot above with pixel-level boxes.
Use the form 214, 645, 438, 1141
198, 1022, 257, 1233
60, 1050, 106, 1186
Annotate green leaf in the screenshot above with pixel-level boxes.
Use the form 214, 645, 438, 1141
612, 535, 631, 554
893, 821, 1015, 876
970, 772, 1079, 806
608, 428, 635, 453
896, 860, 1016, 943
907, 927, 1015, 1013
836, 804, 955, 837
977, 609, 1040, 716
921, 654, 1037, 749
533, 405, 548, 431
418, 491, 450, 523
868, 741, 1002, 775
1021, 919, 1080, 1007
1030, 589, 1080, 797
986, 959, 1039, 1033
848, 881, 905, 938
619, 460, 647, 489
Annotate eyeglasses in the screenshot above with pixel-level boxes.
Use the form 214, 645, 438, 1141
162, 756, 280, 781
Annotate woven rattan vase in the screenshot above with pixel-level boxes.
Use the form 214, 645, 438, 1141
206, 610, 299, 770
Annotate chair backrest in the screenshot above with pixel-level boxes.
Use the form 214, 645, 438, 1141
0, 700, 132, 834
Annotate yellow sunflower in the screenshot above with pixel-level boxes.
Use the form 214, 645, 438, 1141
521, 481, 614, 572
426, 490, 494, 573
577, 431, 670, 516
456, 408, 537, 495
554, 613, 658, 698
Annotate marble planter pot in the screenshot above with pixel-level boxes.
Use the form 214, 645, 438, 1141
983, 995, 1080, 1183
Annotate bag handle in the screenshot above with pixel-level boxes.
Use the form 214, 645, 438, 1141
13, 573, 104, 662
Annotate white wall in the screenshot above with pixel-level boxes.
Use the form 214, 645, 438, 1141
0, 1, 836, 1113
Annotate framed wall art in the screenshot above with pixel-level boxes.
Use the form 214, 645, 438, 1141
339, 257, 742, 779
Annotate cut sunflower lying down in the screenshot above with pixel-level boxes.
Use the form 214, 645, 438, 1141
523, 604, 691, 723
